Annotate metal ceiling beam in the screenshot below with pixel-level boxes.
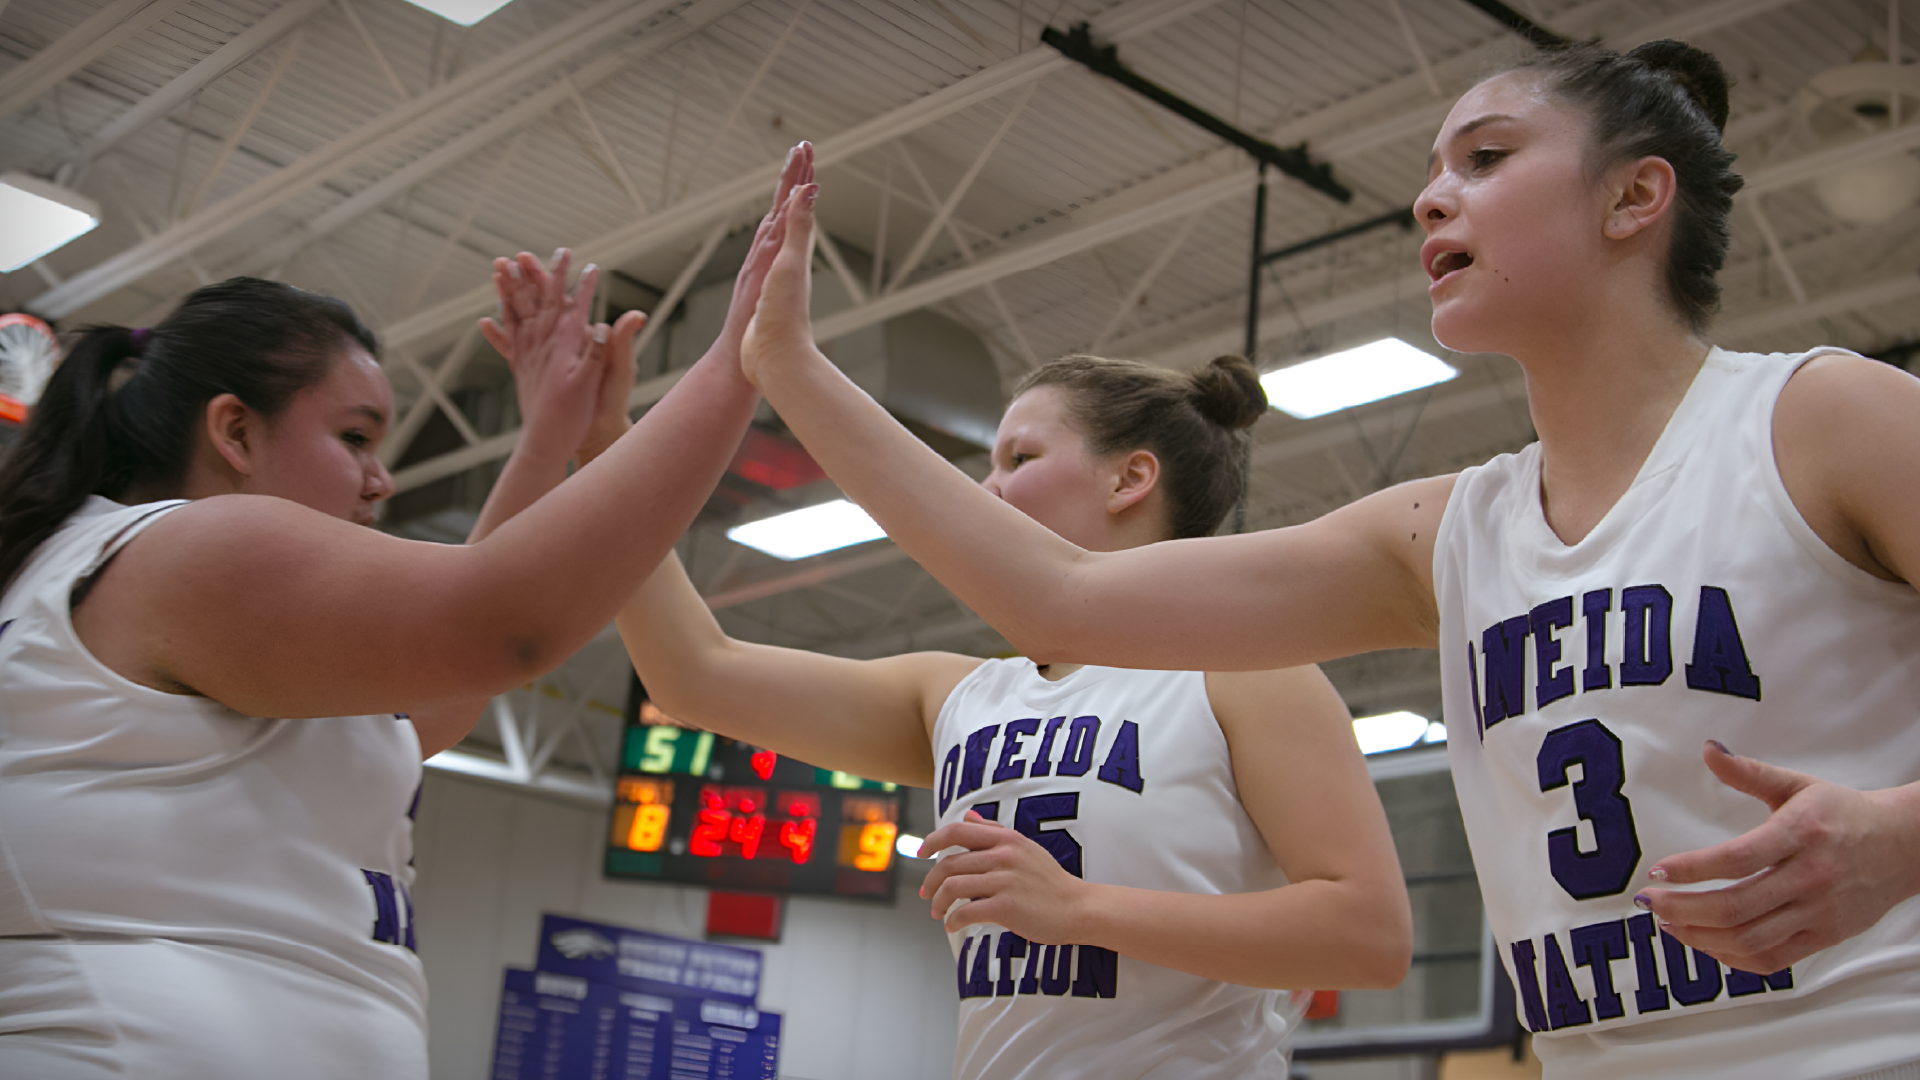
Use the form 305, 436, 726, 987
56, 0, 333, 174
376, 0, 1229, 355
0, 0, 194, 120
26, 0, 696, 319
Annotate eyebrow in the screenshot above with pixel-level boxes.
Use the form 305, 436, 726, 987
1428, 113, 1521, 172
346, 405, 388, 426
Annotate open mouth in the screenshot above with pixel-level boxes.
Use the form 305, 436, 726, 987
1429, 249, 1473, 281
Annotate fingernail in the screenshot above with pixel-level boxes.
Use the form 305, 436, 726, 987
1632, 893, 1652, 912
584, 263, 597, 276
592, 325, 609, 343
1648, 866, 1669, 882
805, 184, 818, 205
1658, 917, 1673, 928
1708, 739, 1733, 757
507, 263, 522, 279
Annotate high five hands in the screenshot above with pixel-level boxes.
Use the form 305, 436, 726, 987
917, 811, 1094, 946
479, 142, 816, 466
1638, 740, 1920, 974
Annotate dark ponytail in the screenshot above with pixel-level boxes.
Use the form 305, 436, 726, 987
1015, 354, 1267, 539
1504, 40, 1743, 331
0, 277, 377, 591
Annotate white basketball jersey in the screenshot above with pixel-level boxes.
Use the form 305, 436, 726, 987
931, 658, 1306, 1080
1434, 347, 1920, 1080
0, 497, 429, 1079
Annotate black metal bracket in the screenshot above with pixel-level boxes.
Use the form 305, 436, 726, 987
1041, 23, 1351, 204
1261, 207, 1417, 266
1453, 0, 1572, 49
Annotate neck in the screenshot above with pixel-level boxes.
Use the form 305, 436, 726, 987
1509, 300, 1708, 545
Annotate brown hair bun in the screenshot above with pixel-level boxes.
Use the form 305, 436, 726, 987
1629, 39, 1731, 133
1186, 355, 1268, 431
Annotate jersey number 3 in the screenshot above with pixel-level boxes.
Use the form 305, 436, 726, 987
1536, 719, 1642, 900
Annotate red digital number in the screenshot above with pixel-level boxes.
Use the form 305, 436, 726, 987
690, 788, 730, 857
778, 818, 817, 864
729, 812, 766, 859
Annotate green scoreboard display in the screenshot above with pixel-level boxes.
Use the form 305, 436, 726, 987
606, 694, 902, 901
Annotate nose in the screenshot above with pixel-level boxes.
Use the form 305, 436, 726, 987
366, 457, 396, 503
1413, 172, 1452, 231
980, 471, 1004, 499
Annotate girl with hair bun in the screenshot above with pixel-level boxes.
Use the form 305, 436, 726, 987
0, 146, 813, 1079
738, 39, 1920, 1080
561, 341, 1410, 1078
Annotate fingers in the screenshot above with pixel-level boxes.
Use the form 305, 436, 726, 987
1658, 904, 1824, 975
917, 819, 1017, 859
572, 261, 601, 314
1702, 740, 1812, 812
1650, 816, 1803, 887
769, 141, 814, 219
478, 317, 511, 358
541, 247, 570, 312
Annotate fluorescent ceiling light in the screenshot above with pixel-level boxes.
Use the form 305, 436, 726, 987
1261, 338, 1457, 419
1352, 711, 1446, 756
0, 172, 101, 273
400, 0, 516, 25
727, 499, 887, 560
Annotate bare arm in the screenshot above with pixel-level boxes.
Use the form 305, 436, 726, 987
1646, 354, 1920, 972
408, 251, 647, 758
614, 552, 979, 789
740, 183, 1446, 672
918, 665, 1411, 989
81, 182, 822, 721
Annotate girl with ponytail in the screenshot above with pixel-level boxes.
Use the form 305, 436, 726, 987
551, 338, 1410, 1078
0, 146, 814, 1079
736, 40, 1920, 1080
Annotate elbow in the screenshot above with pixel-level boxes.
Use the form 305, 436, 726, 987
1355, 893, 1415, 989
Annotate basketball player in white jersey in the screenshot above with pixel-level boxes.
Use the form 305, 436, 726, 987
732, 41, 1920, 1080
0, 147, 813, 1079
482, 292, 1410, 1076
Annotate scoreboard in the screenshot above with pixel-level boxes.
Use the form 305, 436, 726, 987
605, 706, 902, 901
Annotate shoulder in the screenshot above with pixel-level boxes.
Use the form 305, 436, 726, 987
1771, 349, 1920, 583
1204, 666, 1348, 731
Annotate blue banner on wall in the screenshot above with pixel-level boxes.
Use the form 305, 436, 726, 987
536, 913, 762, 1004
489, 968, 782, 1080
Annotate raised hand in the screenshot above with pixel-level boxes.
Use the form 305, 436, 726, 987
478, 248, 605, 466
1637, 740, 1920, 974
577, 307, 647, 465
716, 142, 814, 367
917, 810, 1094, 945
740, 176, 820, 391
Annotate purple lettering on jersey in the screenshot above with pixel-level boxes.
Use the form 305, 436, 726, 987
956, 937, 976, 999
1070, 946, 1117, 999
958, 725, 1001, 799
1037, 944, 1072, 996
1508, 939, 1549, 1033
1542, 932, 1592, 1029
1660, 927, 1722, 1006
937, 745, 961, 814
1620, 585, 1673, 686
1481, 616, 1530, 728
1531, 596, 1576, 709
1466, 640, 1485, 743
1581, 589, 1613, 691
1625, 913, 1670, 1014
993, 718, 1041, 784
966, 933, 994, 998
1685, 586, 1762, 700
1029, 716, 1067, 777
1095, 720, 1143, 794
1570, 919, 1629, 1021
1056, 716, 1100, 777
995, 932, 1028, 996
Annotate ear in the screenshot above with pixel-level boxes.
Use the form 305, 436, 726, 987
1603, 155, 1679, 241
1107, 449, 1160, 516
204, 393, 257, 477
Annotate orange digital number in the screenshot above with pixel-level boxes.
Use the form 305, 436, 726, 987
625, 804, 670, 852
854, 821, 897, 872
